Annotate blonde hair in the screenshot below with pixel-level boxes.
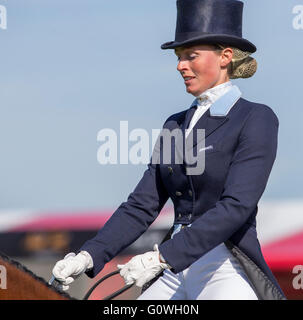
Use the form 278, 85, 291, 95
215, 44, 257, 79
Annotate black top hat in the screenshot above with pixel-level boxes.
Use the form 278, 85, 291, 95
161, 0, 256, 53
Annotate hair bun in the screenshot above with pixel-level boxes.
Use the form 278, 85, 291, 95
229, 47, 257, 79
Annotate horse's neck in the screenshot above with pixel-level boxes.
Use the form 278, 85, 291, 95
0, 256, 71, 300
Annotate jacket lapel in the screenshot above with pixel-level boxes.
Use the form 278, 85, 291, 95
165, 85, 242, 165
185, 85, 242, 151
186, 110, 228, 151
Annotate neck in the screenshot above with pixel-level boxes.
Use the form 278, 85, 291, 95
210, 73, 230, 89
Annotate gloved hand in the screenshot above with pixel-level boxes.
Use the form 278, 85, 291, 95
117, 244, 171, 287
51, 251, 93, 291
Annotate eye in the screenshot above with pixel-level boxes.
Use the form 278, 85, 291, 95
188, 54, 198, 60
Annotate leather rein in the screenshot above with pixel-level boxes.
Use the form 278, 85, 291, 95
50, 270, 134, 300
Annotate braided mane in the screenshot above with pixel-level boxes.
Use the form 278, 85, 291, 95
0, 250, 76, 300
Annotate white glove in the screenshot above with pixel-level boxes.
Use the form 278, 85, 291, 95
51, 251, 93, 291
117, 244, 171, 287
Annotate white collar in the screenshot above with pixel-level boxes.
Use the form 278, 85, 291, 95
193, 81, 233, 106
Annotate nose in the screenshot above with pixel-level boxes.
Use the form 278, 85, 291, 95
177, 59, 188, 73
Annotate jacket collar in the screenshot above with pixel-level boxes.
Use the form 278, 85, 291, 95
190, 85, 242, 117
165, 85, 242, 161
182, 85, 242, 151
209, 85, 242, 117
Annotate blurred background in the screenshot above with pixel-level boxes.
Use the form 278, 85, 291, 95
0, 0, 303, 300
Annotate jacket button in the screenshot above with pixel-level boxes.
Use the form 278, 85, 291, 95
168, 166, 173, 174
176, 191, 182, 196
188, 190, 193, 197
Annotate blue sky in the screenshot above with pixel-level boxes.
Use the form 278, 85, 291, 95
0, 0, 302, 211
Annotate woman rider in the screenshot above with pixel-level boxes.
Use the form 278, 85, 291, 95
51, 0, 286, 300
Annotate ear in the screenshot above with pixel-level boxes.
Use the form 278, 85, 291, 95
220, 48, 233, 68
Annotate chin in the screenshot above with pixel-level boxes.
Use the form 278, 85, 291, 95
186, 85, 206, 97
186, 87, 198, 96
187, 89, 201, 97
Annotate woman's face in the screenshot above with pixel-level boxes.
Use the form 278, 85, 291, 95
175, 44, 231, 97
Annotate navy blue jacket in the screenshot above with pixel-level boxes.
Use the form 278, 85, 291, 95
80, 86, 286, 299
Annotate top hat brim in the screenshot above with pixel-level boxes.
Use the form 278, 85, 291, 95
161, 34, 256, 53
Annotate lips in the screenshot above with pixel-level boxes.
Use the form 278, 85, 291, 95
183, 76, 195, 84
